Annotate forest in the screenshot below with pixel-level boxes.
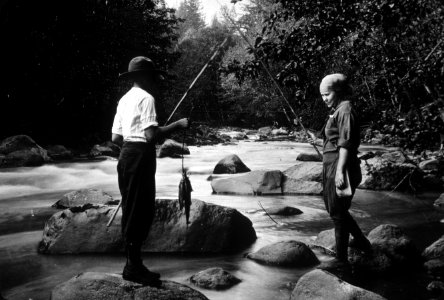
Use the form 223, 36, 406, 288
0, 0, 443, 152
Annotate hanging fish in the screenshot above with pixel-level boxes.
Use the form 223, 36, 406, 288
178, 169, 193, 224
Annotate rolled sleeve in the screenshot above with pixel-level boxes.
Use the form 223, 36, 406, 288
337, 112, 355, 149
139, 95, 158, 130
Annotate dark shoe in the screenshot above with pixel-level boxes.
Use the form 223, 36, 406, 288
350, 237, 373, 256
123, 263, 162, 287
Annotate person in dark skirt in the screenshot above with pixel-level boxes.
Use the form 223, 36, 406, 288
111, 56, 189, 286
315, 73, 373, 271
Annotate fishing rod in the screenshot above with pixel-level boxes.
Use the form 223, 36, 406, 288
107, 38, 229, 228
215, 1, 323, 159
164, 36, 230, 126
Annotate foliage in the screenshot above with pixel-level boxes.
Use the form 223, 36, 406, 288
0, 0, 179, 147
223, 0, 444, 150
176, 0, 206, 39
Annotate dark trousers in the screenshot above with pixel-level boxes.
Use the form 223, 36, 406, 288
323, 151, 366, 261
117, 142, 156, 246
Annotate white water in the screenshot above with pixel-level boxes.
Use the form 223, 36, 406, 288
0, 140, 442, 300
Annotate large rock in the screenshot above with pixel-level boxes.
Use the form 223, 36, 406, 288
213, 154, 251, 174
47, 144, 73, 160
282, 178, 323, 195
312, 229, 336, 252
89, 141, 120, 158
271, 128, 289, 136
265, 206, 303, 216
359, 151, 419, 190
283, 162, 323, 182
291, 269, 387, 300
189, 267, 241, 290
0, 135, 50, 167
52, 189, 115, 209
158, 139, 190, 158
211, 170, 283, 195
296, 152, 322, 162
38, 199, 256, 254
258, 126, 272, 136
51, 272, 208, 300
423, 235, 444, 260
246, 240, 319, 267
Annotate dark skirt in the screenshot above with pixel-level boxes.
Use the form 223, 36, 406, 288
322, 151, 362, 217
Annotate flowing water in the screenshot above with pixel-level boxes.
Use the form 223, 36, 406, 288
0, 140, 443, 300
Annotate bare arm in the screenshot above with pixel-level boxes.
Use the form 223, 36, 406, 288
144, 118, 189, 144
335, 147, 349, 189
112, 133, 123, 147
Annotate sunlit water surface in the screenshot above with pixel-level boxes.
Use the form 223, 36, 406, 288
0, 140, 443, 300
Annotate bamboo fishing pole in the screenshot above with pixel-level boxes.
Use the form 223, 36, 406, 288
107, 38, 230, 227
216, 2, 323, 159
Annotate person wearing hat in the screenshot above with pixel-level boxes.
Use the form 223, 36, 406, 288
112, 56, 189, 287
307, 74, 372, 272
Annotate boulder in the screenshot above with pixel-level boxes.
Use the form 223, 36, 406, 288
312, 229, 336, 252
246, 240, 319, 267
427, 281, 444, 295
0, 135, 50, 167
213, 154, 251, 174
424, 258, 444, 276
51, 272, 208, 300
158, 139, 190, 158
282, 178, 323, 195
258, 126, 272, 136
189, 267, 240, 290
434, 194, 444, 210
360, 151, 419, 190
47, 145, 73, 160
283, 162, 323, 182
211, 170, 282, 195
38, 199, 256, 254
291, 269, 387, 300
423, 235, 444, 260
265, 206, 303, 216
271, 128, 289, 136
89, 141, 120, 158
296, 152, 322, 162
52, 189, 115, 209
419, 159, 440, 171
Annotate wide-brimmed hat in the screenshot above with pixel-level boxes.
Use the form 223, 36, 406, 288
119, 56, 166, 79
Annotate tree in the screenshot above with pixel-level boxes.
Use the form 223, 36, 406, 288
176, 0, 206, 39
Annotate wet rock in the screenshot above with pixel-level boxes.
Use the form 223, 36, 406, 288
213, 154, 251, 174
423, 235, 444, 260
271, 128, 289, 136
419, 159, 440, 171
189, 267, 240, 290
89, 141, 120, 158
427, 280, 444, 295
52, 189, 115, 209
38, 199, 256, 254
258, 126, 272, 136
359, 151, 419, 190
47, 145, 73, 160
211, 170, 282, 195
0, 135, 50, 167
283, 162, 323, 182
425, 259, 444, 276
296, 152, 322, 162
158, 139, 190, 158
312, 229, 336, 252
246, 240, 319, 267
291, 269, 387, 300
51, 272, 208, 300
434, 194, 444, 210
282, 178, 323, 195
265, 206, 303, 216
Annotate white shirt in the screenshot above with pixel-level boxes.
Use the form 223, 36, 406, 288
111, 87, 158, 142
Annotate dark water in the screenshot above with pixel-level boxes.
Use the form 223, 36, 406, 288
0, 140, 443, 300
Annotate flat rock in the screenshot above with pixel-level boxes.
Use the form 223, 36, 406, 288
52, 189, 115, 208
51, 272, 208, 300
211, 170, 282, 195
283, 162, 323, 182
189, 267, 240, 290
282, 178, 323, 195
246, 240, 319, 267
158, 139, 190, 158
291, 269, 387, 300
296, 152, 322, 162
213, 154, 251, 174
39, 199, 256, 254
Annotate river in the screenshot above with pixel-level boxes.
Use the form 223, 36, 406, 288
1, 140, 443, 300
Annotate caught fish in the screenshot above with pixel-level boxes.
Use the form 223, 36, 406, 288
178, 170, 193, 224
